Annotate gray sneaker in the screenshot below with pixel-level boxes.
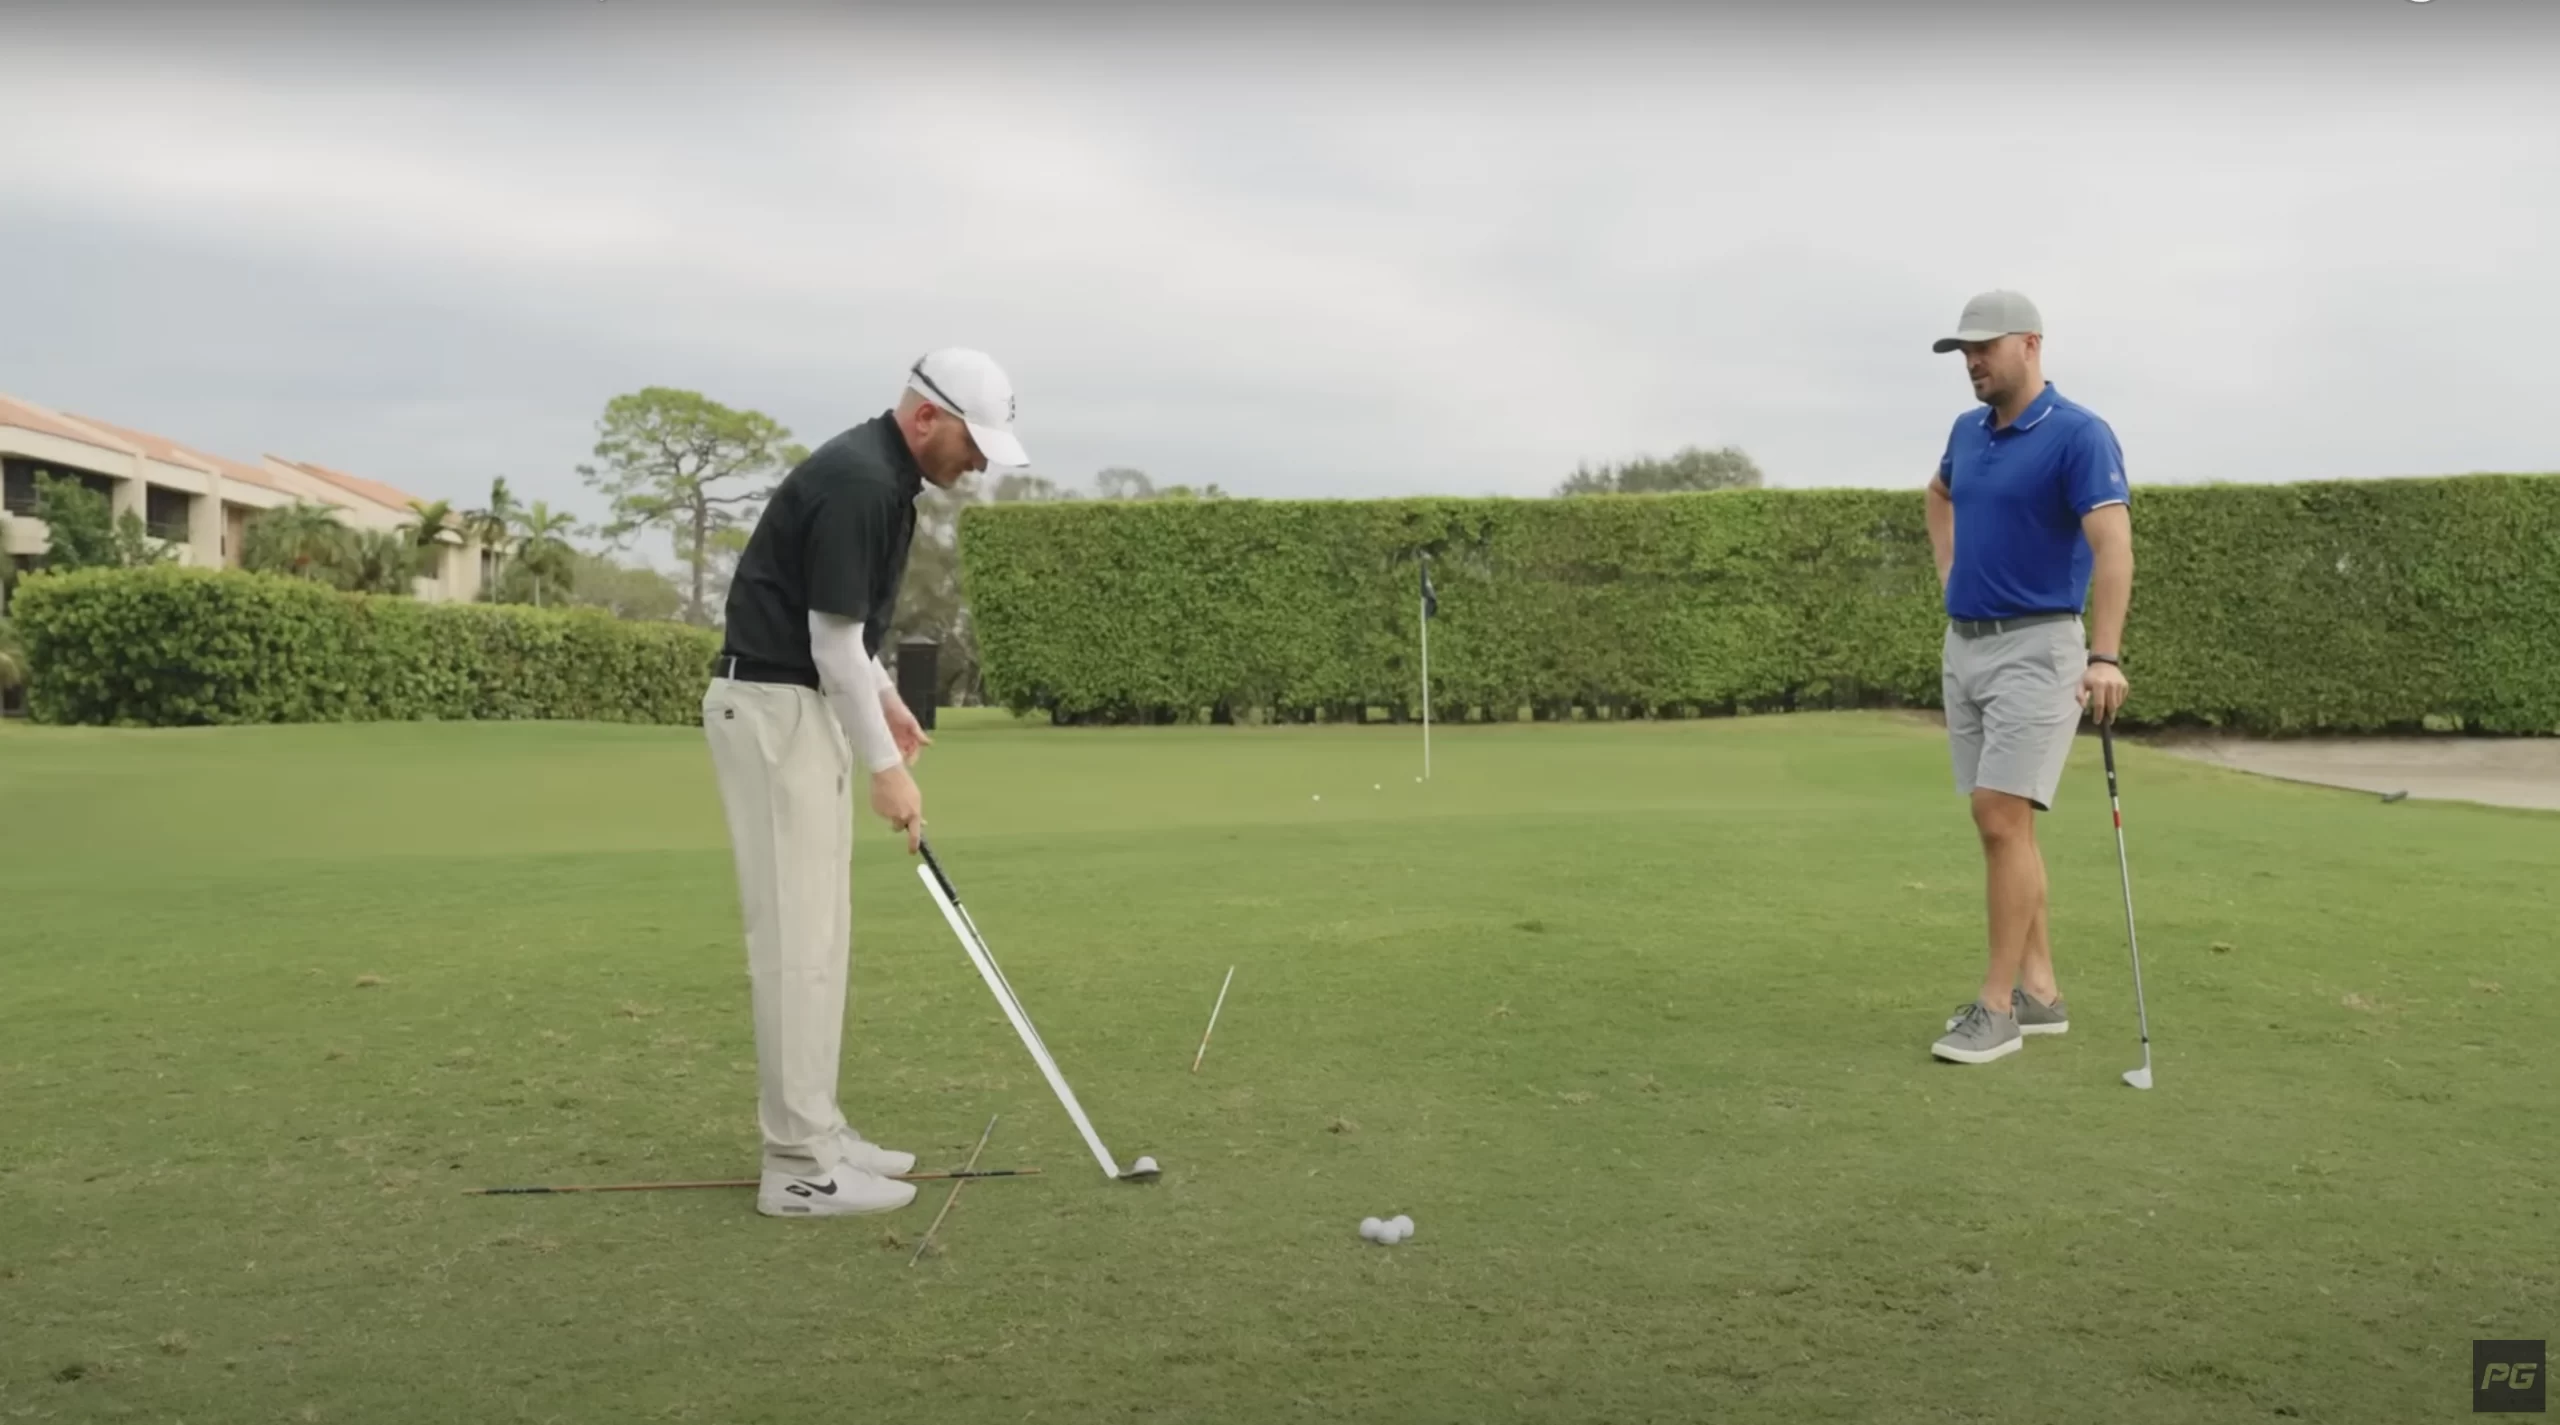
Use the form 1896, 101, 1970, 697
1932, 1000, 2022, 1064
2012, 988, 2069, 1036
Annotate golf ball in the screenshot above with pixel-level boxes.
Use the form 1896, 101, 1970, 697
1359, 1216, 1385, 1241
1390, 1214, 1414, 1238
1132, 1155, 1158, 1174
1312, 794, 1321, 802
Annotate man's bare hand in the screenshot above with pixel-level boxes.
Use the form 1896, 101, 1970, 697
2081, 661, 2130, 725
881, 692, 932, 765
870, 765, 923, 852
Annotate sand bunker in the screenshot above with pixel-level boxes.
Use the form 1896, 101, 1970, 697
2148, 732, 2560, 812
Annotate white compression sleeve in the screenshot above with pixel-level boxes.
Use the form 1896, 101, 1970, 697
808, 611, 904, 773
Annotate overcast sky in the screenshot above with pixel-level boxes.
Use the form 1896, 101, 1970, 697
5, 0, 2555, 559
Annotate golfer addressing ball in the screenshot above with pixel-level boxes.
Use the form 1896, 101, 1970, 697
702, 349, 1029, 1216
1922, 292, 2134, 1066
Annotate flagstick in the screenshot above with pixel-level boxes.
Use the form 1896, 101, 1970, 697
1419, 585, 1432, 781
1190, 964, 1236, 1074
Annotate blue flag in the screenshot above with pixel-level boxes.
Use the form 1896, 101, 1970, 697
1420, 558, 1438, 619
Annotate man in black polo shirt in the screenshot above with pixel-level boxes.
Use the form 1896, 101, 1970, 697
703, 348, 1029, 1218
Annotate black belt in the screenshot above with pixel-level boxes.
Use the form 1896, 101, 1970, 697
1949, 611, 2079, 638
713, 654, 820, 689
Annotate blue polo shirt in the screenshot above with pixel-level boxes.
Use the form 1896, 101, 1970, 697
1935, 383, 2128, 622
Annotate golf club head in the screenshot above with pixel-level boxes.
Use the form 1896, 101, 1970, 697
2122, 1066, 2153, 1090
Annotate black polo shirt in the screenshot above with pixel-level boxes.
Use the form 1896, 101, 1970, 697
716, 412, 923, 684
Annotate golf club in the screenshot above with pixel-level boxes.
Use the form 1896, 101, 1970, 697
2100, 719, 2154, 1090
916, 838, 1161, 1182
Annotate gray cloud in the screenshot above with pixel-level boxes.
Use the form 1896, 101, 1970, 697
3, 2, 2554, 566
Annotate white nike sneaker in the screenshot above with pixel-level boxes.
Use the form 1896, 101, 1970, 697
756, 1163, 916, 1218
829, 1130, 917, 1178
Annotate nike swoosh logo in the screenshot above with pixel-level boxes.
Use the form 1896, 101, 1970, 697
798, 1178, 837, 1196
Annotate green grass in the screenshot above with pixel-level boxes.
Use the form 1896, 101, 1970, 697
2, 710, 2553, 1423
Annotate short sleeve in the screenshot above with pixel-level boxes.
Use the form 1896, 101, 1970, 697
804, 481, 887, 620
2060, 420, 2129, 516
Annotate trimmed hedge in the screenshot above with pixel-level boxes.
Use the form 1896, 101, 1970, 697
958, 473, 2560, 735
10, 565, 722, 727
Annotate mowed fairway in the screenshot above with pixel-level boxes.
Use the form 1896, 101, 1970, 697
3, 710, 2554, 1423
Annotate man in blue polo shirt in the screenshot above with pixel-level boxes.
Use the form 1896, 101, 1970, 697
1922, 290, 2134, 1066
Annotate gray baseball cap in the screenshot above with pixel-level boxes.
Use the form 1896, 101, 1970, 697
1931, 290, 2042, 353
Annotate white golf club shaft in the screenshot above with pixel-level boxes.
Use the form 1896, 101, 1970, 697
2102, 723, 2154, 1087
1191, 965, 1235, 1073
917, 863, 1125, 1179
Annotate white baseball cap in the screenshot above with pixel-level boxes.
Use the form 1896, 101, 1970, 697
1931, 290, 2043, 354
904, 348, 1029, 469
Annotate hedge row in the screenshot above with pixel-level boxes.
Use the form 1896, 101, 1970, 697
957, 473, 2560, 735
9, 565, 722, 727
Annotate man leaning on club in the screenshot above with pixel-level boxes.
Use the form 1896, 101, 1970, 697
1921, 291, 2133, 1067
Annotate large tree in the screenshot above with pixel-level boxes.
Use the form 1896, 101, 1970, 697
1555, 445, 1764, 496
577, 388, 803, 625
1093, 466, 1156, 501
697, 524, 752, 623
562, 550, 682, 622
986, 472, 1079, 503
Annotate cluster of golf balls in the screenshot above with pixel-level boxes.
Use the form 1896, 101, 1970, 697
1358, 1214, 1415, 1245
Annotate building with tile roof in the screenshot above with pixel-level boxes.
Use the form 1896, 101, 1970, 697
1, 391, 502, 610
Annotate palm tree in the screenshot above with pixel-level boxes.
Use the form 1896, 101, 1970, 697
241, 501, 354, 583
402, 499, 454, 590
403, 499, 453, 547
512, 501, 578, 607
345, 528, 422, 595
465, 478, 517, 600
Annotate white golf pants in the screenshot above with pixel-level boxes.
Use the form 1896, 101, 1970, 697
702, 676, 858, 1177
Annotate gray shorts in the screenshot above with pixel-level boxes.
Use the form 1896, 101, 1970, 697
1942, 616, 2087, 811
